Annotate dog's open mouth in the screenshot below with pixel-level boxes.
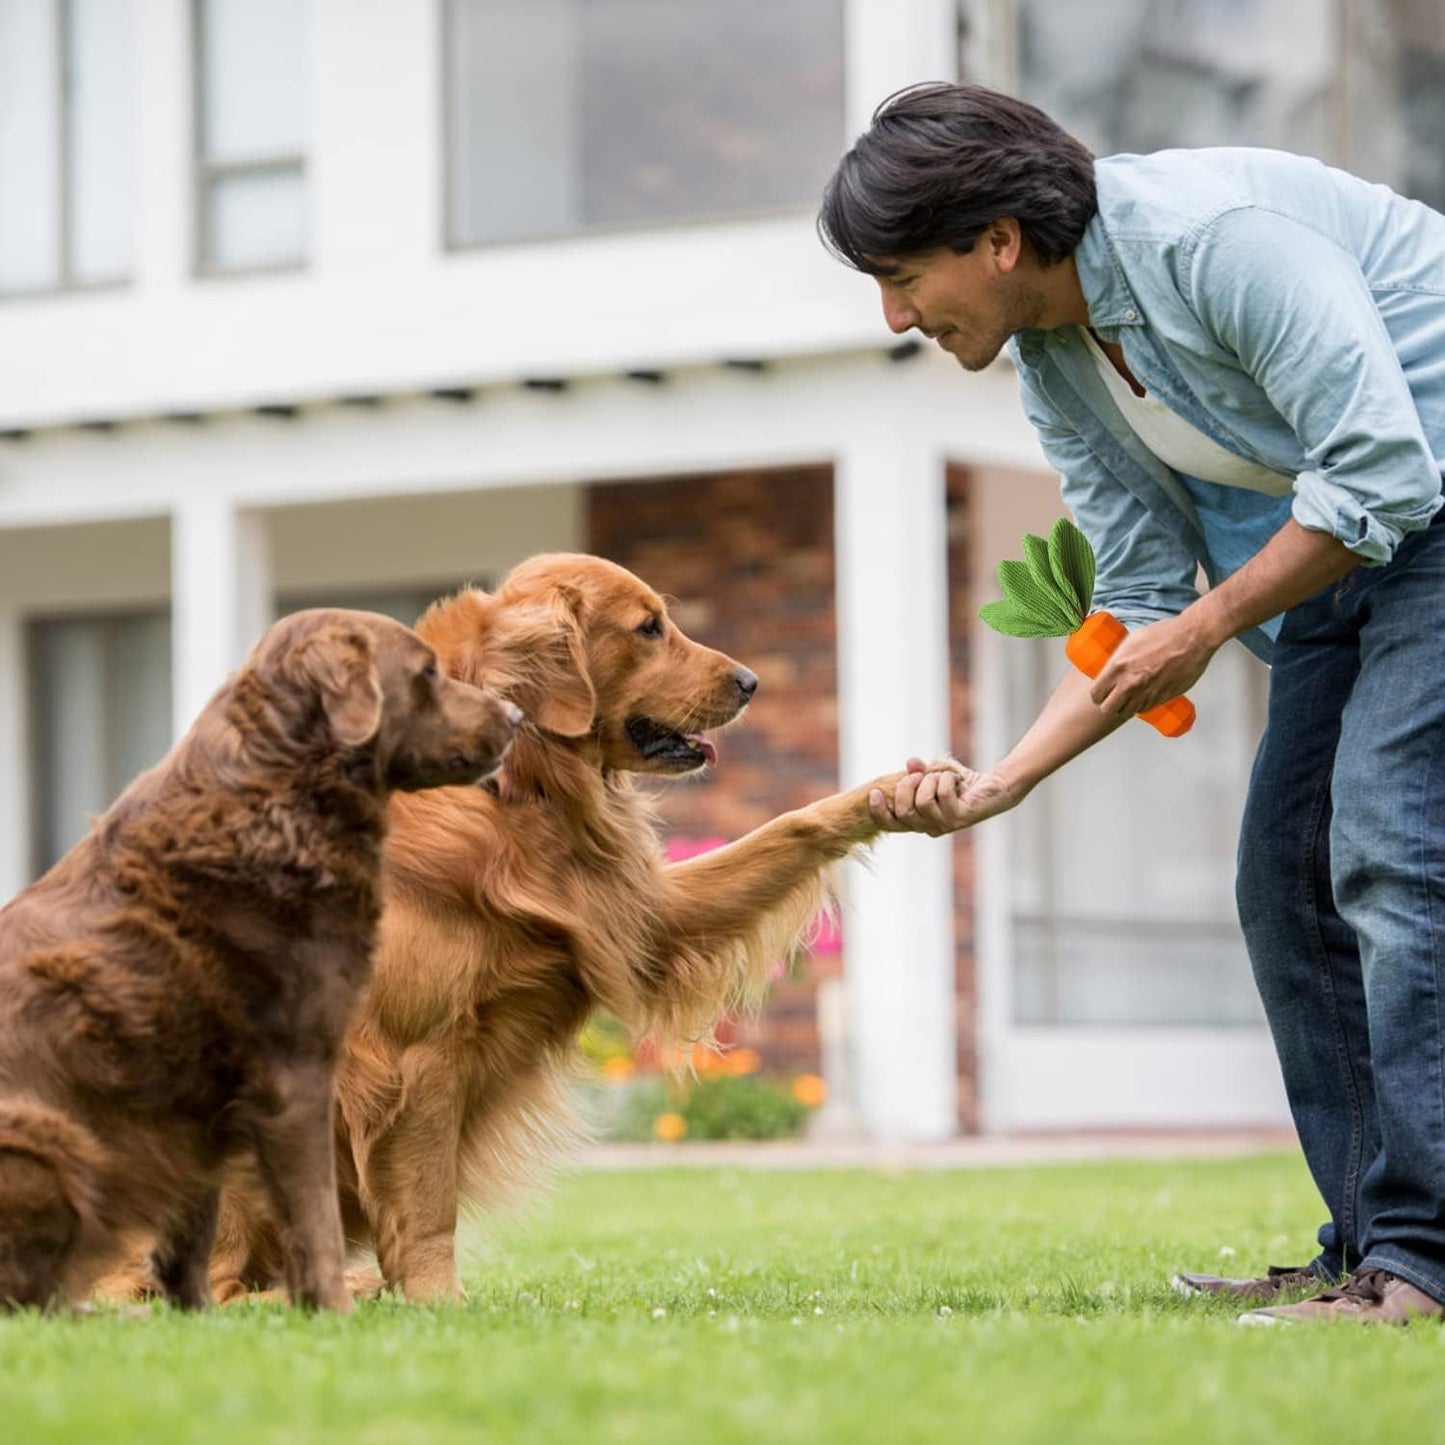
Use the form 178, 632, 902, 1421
624, 716, 718, 770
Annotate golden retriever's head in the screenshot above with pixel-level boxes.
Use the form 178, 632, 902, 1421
253, 608, 522, 791
418, 555, 758, 777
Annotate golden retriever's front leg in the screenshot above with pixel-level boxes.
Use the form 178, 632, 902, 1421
356, 1052, 466, 1303
660, 767, 925, 938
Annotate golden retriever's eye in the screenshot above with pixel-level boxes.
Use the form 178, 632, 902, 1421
421, 660, 439, 682
635, 615, 664, 640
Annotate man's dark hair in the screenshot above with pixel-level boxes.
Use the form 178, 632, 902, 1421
818, 82, 1097, 273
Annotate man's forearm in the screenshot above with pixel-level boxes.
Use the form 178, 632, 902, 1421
994, 666, 1129, 802
1186, 518, 1360, 649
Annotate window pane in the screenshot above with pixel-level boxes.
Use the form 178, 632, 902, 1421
1346, 1, 1445, 212
204, 167, 306, 270
199, 0, 308, 163
32, 619, 109, 869
1017, 0, 1338, 161
105, 614, 173, 794
0, 0, 62, 292
447, 0, 845, 245
274, 588, 464, 627
1006, 635, 1268, 1026
67, 0, 133, 282
31, 614, 173, 875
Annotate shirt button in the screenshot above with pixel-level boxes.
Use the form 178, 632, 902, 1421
1124, 308, 1138, 321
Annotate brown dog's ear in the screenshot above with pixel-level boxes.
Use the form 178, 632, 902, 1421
293, 626, 383, 748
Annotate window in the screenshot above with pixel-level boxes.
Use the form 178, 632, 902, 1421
194, 0, 308, 273
1003, 637, 1270, 1026
26, 587, 463, 879
444, 0, 845, 246
0, 0, 133, 296
959, 0, 1445, 213
29, 612, 172, 876
275, 585, 471, 629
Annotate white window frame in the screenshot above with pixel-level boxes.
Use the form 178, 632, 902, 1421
0, 0, 131, 299
190, 0, 308, 277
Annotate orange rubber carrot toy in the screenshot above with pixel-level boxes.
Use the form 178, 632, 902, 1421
979, 517, 1195, 738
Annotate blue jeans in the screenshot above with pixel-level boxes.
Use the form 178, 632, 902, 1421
1237, 512, 1445, 1302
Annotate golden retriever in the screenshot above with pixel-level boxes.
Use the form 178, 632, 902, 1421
191, 556, 927, 1302
0, 609, 519, 1310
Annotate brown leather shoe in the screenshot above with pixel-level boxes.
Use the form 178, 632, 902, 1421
1239, 1267, 1445, 1326
1171, 1264, 1324, 1304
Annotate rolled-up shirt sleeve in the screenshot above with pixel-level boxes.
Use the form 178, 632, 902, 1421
1186, 205, 1443, 564
1018, 371, 1201, 628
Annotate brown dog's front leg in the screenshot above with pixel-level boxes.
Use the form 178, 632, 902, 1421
152, 1189, 220, 1310
248, 1065, 351, 1313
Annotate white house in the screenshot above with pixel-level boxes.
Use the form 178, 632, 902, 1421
2, 0, 1435, 1138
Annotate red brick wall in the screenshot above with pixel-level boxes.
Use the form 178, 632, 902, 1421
587, 465, 840, 1076
587, 462, 980, 1132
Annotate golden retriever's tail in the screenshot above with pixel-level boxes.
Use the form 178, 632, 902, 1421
0, 1098, 104, 1309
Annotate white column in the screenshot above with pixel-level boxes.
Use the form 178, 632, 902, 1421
0, 608, 28, 903
170, 497, 272, 739
845, 0, 959, 137
834, 425, 957, 1140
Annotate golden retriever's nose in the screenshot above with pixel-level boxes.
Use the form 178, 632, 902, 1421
733, 668, 759, 704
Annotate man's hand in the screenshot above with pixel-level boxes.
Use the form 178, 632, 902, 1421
1089, 612, 1216, 718
868, 757, 1018, 836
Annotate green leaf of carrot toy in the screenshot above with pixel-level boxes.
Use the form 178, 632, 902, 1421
978, 599, 1064, 638
1047, 517, 1095, 618
996, 560, 1077, 634
1021, 533, 1083, 626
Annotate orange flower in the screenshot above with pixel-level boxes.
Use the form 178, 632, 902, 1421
691, 1044, 729, 1077
792, 1074, 828, 1108
602, 1056, 636, 1082
652, 1112, 688, 1142
725, 1048, 761, 1076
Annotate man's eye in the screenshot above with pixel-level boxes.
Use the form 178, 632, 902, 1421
636, 616, 664, 639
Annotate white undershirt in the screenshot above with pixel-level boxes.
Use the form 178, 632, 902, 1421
1082, 328, 1294, 496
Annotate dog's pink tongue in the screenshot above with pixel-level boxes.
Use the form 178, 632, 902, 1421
690, 735, 718, 766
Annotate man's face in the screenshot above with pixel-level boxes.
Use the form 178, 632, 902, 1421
874, 233, 1045, 371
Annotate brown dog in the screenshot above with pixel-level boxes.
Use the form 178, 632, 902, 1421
0, 608, 519, 1311
203, 556, 932, 1302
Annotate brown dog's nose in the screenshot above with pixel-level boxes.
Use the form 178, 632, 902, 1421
733, 668, 759, 703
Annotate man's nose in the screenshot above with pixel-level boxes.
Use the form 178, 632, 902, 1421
880, 285, 918, 335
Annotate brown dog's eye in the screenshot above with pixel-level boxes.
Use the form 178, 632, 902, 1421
635, 615, 664, 640
422, 660, 439, 681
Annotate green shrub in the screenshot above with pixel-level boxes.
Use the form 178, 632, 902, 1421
611, 1074, 811, 1142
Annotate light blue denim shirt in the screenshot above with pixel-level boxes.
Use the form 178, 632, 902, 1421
1007, 148, 1445, 662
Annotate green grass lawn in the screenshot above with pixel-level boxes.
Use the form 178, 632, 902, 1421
3, 1152, 1442, 1444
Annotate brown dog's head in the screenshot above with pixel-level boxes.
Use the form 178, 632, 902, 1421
252, 608, 522, 792
418, 555, 757, 777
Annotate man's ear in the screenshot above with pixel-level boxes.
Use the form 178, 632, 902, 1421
293, 626, 383, 747
989, 216, 1024, 273
483, 590, 595, 738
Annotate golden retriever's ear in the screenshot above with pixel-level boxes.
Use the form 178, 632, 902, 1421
293, 626, 383, 748
483, 591, 595, 739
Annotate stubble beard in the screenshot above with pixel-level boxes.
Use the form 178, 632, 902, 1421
955, 281, 1048, 372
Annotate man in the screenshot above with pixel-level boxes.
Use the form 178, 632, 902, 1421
820, 82, 1445, 1326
